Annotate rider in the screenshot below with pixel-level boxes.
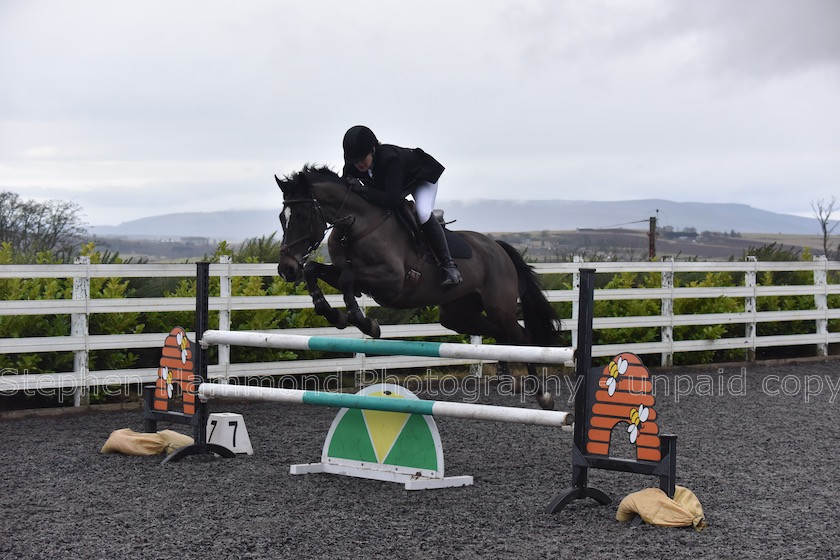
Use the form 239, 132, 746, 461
341, 125, 462, 287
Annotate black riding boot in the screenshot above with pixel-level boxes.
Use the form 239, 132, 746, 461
420, 217, 462, 287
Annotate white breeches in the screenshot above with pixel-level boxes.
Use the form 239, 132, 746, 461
412, 180, 439, 224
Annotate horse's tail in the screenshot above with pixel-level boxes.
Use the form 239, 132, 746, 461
496, 240, 560, 346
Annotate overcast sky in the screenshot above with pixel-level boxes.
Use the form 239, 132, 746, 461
1, 0, 838, 227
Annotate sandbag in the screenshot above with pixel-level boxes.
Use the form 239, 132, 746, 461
616, 485, 707, 530
100, 428, 194, 456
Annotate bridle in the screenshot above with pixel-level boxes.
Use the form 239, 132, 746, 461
278, 198, 326, 267
278, 186, 354, 267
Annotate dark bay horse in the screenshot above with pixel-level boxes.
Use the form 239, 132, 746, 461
275, 166, 560, 409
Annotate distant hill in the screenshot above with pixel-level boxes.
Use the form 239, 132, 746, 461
441, 199, 823, 235
90, 199, 824, 240
91, 210, 280, 241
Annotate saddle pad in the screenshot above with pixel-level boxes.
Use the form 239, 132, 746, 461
444, 229, 473, 259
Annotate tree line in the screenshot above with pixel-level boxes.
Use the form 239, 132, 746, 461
0, 191, 87, 262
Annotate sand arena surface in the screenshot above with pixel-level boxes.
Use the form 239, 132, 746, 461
2, 360, 839, 559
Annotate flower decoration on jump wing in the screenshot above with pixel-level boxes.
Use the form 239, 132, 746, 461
605, 355, 629, 396
627, 404, 650, 444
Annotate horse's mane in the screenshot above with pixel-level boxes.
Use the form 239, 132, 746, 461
282, 164, 343, 186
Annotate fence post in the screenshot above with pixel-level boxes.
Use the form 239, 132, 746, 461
814, 255, 828, 357
745, 256, 757, 361
72, 256, 91, 406
469, 335, 483, 378
661, 258, 674, 367
571, 256, 584, 350
218, 255, 232, 383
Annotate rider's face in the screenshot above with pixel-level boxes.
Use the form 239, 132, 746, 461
354, 152, 373, 172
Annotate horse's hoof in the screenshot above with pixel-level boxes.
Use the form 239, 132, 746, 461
366, 319, 381, 339
537, 392, 555, 410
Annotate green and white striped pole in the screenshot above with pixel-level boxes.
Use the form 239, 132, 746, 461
201, 330, 574, 365
197, 383, 573, 427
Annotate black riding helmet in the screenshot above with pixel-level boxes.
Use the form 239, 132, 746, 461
343, 125, 378, 163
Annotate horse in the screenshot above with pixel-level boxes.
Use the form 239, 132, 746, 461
275, 165, 561, 410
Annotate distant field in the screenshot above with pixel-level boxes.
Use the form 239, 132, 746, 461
490, 229, 829, 261
93, 235, 219, 261
740, 232, 826, 248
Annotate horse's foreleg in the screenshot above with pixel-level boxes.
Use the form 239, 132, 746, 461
303, 261, 348, 329
338, 269, 381, 338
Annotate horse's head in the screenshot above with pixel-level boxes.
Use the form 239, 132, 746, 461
275, 168, 329, 282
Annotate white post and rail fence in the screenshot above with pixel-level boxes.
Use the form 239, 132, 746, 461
2, 256, 839, 406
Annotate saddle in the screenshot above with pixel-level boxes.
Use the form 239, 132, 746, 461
397, 201, 473, 260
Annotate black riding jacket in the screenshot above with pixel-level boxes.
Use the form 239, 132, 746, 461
342, 144, 444, 209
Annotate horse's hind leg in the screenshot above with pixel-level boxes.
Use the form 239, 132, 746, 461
524, 363, 554, 410
303, 261, 348, 329
475, 303, 556, 411
439, 297, 505, 338
439, 299, 513, 384
440, 299, 554, 409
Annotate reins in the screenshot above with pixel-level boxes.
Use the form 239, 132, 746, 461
341, 209, 392, 246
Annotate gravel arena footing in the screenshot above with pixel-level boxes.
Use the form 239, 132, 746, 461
2, 360, 840, 560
